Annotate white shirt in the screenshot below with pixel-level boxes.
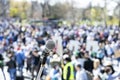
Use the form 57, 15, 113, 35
49, 68, 62, 80
75, 58, 86, 68
105, 45, 113, 56
76, 69, 88, 80
92, 68, 100, 76
108, 71, 120, 80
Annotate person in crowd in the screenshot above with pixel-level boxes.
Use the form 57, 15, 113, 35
0, 53, 6, 80
63, 55, 74, 80
92, 59, 101, 76
0, 19, 120, 80
62, 36, 68, 49
84, 51, 94, 73
72, 51, 85, 68
105, 65, 120, 80
105, 40, 114, 57
50, 65, 62, 80
15, 43, 25, 76
49, 53, 62, 80
93, 76, 101, 80
32, 48, 40, 78
26, 51, 33, 74
97, 43, 105, 65
6, 51, 16, 80
75, 64, 88, 80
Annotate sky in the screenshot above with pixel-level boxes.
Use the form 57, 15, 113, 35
14, 0, 118, 15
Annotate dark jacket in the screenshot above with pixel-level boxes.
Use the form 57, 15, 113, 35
7, 58, 16, 70
84, 58, 93, 73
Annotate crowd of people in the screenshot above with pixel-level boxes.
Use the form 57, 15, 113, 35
0, 19, 120, 80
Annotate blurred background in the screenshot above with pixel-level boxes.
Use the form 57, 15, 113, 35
0, 0, 120, 26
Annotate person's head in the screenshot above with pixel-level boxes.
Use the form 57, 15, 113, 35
7, 51, 14, 58
65, 57, 71, 62
94, 59, 100, 69
53, 64, 59, 70
98, 43, 102, 48
63, 48, 69, 54
84, 51, 89, 59
33, 47, 39, 52
63, 54, 71, 64
76, 64, 81, 71
32, 48, 39, 56
105, 65, 115, 75
93, 76, 101, 80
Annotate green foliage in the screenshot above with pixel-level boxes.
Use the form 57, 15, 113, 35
10, 8, 19, 17
8, 0, 119, 26
91, 7, 103, 21
9, 0, 30, 19
49, 2, 72, 19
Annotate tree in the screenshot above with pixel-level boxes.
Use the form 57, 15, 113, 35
114, 1, 120, 26
31, 1, 42, 19
41, 0, 50, 18
49, 2, 72, 19
0, 0, 9, 17
91, 7, 104, 21
9, 0, 31, 19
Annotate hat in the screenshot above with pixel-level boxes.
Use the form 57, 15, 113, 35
33, 47, 39, 52
50, 54, 61, 67
63, 54, 69, 59
50, 54, 60, 62
65, 57, 71, 62
63, 49, 69, 54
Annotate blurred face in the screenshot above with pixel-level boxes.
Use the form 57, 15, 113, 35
8, 53, 13, 58
33, 51, 39, 56
94, 61, 100, 69
76, 66, 80, 71
99, 43, 102, 48
93, 76, 100, 80
105, 41, 109, 44
63, 60, 67, 65
84, 53, 89, 58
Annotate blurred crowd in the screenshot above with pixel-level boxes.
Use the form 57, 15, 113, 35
0, 19, 120, 80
